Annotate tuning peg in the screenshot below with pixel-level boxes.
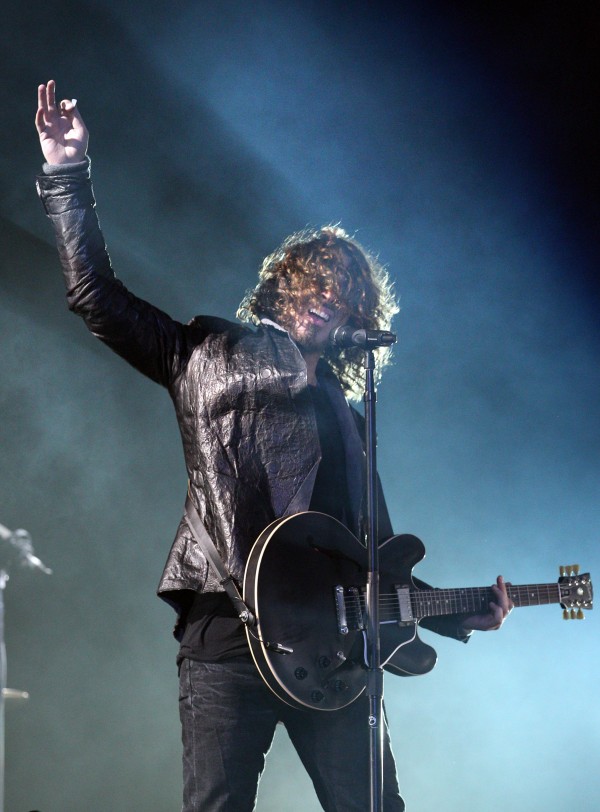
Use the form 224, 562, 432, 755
560, 566, 566, 577
563, 609, 570, 620
577, 608, 585, 620
573, 564, 580, 575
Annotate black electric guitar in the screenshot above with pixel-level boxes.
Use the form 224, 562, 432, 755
242, 511, 593, 712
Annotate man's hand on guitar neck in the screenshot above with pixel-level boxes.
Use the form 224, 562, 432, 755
460, 575, 513, 632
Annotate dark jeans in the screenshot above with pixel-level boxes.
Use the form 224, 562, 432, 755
179, 657, 405, 812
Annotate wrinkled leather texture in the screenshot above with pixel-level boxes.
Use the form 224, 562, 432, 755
35, 165, 368, 607
36, 164, 469, 644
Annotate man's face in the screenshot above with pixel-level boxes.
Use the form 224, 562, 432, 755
286, 287, 348, 354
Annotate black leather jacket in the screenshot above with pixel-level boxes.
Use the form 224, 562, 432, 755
35, 162, 370, 599
36, 161, 469, 643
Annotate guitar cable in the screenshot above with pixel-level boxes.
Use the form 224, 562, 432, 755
243, 616, 294, 655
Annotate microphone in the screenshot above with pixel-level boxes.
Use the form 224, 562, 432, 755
330, 326, 397, 349
0, 524, 52, 575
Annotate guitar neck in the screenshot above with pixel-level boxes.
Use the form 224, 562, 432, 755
412, 583, 561, 619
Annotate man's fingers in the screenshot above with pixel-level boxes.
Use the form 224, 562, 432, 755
47, 79, 56, 109
495, 575, 513, 614
37, 83, 48, 114
36, 82, 84, 131
37, 82, 66, 130
59, 98, 87, 135
34, 106, 45, 134
59, 98, 78, 114
486, 602, 504, 630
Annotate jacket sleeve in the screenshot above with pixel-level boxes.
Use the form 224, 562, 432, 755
36, 159, 194, 387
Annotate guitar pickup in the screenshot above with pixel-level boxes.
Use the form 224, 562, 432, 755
334, 585, 364, 634
394, 585, 414, 623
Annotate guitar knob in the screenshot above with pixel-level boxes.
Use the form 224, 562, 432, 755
294, 667, 308, 680
332, 680, 348, 692
318, 656, 331, 669
311, 690, 324, 703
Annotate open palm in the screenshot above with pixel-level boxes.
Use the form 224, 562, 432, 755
35, 80, 88, 164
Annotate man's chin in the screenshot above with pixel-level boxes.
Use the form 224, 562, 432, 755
289, 322, 332, 355
298, 339, 330, 357
290, 326, 315, 348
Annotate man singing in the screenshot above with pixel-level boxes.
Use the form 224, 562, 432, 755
35, 80, 511, 812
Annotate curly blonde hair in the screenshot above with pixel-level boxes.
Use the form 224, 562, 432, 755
237, 226, 399, 399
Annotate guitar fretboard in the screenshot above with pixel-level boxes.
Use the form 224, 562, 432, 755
410, 583, 561, 619
343, 574, 591, 628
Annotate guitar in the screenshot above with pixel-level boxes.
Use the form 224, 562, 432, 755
242, 511, 593, 712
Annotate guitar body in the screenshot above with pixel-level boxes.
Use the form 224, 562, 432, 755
243, 511, 593, 711
243, 511, 437, 711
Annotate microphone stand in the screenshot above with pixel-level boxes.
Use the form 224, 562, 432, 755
348, 330, 396, 812
363, 346, 384, 812
330, 325, 396, 812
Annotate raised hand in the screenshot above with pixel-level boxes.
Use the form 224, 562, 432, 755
35, 80, 88, 165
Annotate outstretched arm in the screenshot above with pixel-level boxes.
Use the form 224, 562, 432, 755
35, 80, 88, 165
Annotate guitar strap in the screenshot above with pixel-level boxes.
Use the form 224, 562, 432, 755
184, 492, 255, 627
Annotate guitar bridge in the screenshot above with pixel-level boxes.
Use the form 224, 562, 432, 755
334, 585, 364, 634
394, 585, 414, 624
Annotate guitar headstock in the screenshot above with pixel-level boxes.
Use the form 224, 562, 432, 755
558, 565, 593, 619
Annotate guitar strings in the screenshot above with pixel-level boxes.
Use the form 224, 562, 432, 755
341, 583, 568, 626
